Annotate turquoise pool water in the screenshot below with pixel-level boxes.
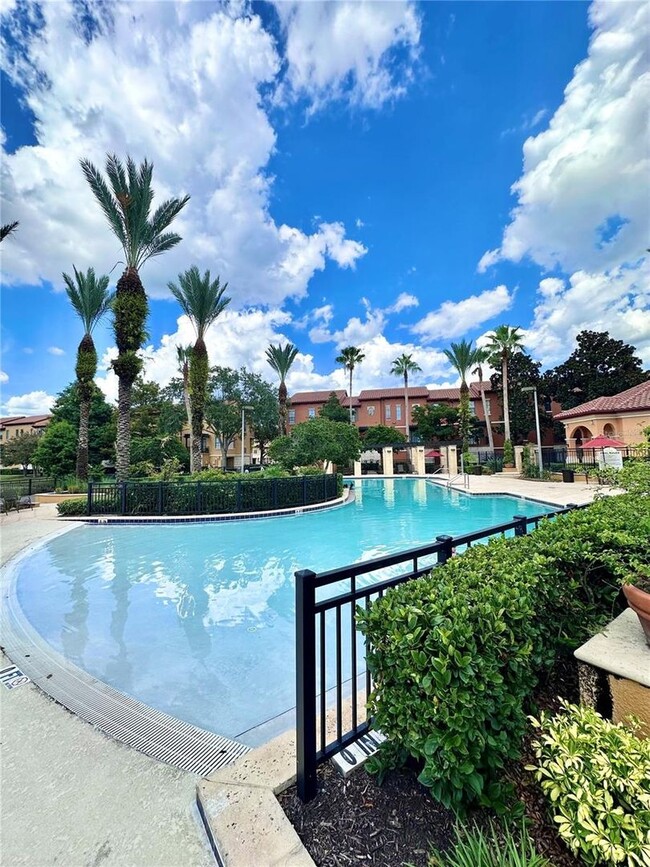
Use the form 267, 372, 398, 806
14, 479, 552, 743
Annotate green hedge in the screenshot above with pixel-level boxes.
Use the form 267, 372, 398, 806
357, 494, 650, 811
57, 498, 87, 517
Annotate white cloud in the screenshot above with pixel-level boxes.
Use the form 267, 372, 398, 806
411, 285, 514, 342
355, 218, 365, 229
0, 2, 366, 306
273, 0, 421, 111
0, 371, 8, 383
523, 261, 650, 367
47, 346, 65, 356
480, 0, 650, 275
387, 292, 419, 314
1, 390, 55, 416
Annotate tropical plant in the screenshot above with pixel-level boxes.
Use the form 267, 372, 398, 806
390, 353, 422, 443
429, 821, 550, 867
81, 154, 189, 481
528, 702, 650, 866
176, 344, 193, 461
51, 382, 116, 468
0, 221, 19, 242
473, 347, 494, 449
265, 343, 299, 435
443, 339, 479, 454
168, 267, 230, 473
62, 266, 113, 479
485, 326, 524, 444
336, 346, 365, 423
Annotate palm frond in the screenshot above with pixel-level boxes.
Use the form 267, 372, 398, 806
80, 159, 126, 249
0, 221, 19, 242
62, 265, 114, 334
168, 266, 231, 340
336, 346, 365, 371
266, 343, 299, 379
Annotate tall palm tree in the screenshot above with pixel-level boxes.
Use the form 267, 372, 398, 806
0, 221, 19, 242
390, 353, 422, 442
62, 266, 114, 480
472, 347, 494, 450
485, 325, 524, 444
266, 343, 299, 434
336, 346, 365, 424
176, 344, 194, 470
81, 154, 190, 481
168, 267, 231, 473
443, 339, 479, 455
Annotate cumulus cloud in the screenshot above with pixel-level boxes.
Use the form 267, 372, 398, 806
411, 285, 514, 342
0, 371, 8, 383
273, 0, 421, 111
479, 1, 650, 275
386, 292, 419, 314
47, 346, 65, 356
0, 1, 366, 305
1, 390, 55, 416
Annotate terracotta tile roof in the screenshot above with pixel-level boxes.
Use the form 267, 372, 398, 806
289, 390, 352, 405
357, 387, 430, 400
554, 380, 650, 420
0, 416, 25, 426
0, 414, 51, 426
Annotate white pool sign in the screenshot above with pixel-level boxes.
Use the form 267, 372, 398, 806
599, 447, 623, 469
331, 729, 387, 777
0, 664, 30, 690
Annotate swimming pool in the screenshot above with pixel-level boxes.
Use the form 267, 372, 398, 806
12, 479, 552, 745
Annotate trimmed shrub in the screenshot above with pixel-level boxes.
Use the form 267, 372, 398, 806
528, 702, 650, 866
57, 498, 87, 517
358, 494, 650, 811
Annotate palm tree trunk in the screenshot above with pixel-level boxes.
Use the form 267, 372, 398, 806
115, 378, 132, 482
279, 381, 287, 435
348, 369, 353, 424
459, 381, 470, 454
478, 373, 494, 450
77, 398, 90, 480
502, 356, 511, 443
182, 364, 193, 473
404, 372, 410, 442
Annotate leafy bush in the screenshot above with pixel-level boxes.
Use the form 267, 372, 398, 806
358, 495, 650, 811
429, 821, 550, 867
503, 440, 515, 465
528, 702, 650, 866
617, 460, 650, 494
57, 498, 87, 517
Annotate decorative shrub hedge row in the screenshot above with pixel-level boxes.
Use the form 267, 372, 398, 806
358, 494, 650, 811
58, 473, 343, 517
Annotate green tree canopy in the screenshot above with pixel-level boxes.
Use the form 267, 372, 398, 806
411, 404, 461, 441
130, 435, 189, 471
33, 421, 78, 478
51, 383, 115, 467
542, 330, 648, 410
238, 369, 280, 465
268, 417, 361, 470
319, 392, 350, 423
491, 353, 552, 444
0, 433, 41, 471
363, 425, 407, 447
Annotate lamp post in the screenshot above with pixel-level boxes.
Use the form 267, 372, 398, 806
241, 406, 253, 471
522, 386, 543, 472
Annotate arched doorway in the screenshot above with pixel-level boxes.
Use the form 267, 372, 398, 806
570, 425, 592, 461
603, 423, 617, 438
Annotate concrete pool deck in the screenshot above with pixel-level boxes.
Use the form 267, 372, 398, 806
0, 479, 612, 865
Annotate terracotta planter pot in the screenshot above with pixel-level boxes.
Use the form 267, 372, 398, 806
623, 583, 650, 647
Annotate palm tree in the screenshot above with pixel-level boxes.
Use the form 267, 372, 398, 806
390, 353, 422, 443
176, 344, 194, 470
442, 339, 479, 455
62, 266, 114, 480
336, 346, 365, 423
472, 347, 494, 450
0, 221, 19, 242
485, 325, 524, 444
81, 154, 190, 481
168, 267, 231, 473
266, 343, 299, 435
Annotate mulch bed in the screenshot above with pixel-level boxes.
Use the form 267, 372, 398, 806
279, 655, 583, 867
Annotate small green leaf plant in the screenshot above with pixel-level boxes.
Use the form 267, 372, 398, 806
428, 820, 551, 867
528, 701, 650, 866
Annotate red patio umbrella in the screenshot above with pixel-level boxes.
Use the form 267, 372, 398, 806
425, 449, 441, 458
580, 435, 625, 449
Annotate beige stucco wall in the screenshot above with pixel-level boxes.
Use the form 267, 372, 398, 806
564, 410, 650, 446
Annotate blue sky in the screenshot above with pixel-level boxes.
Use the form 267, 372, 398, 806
1, 0, 648, 416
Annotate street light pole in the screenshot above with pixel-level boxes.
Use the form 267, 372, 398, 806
241, 406, 253, 471
522, 386, 543, 473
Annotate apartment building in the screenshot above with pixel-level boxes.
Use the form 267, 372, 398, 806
0, 414, 51, 442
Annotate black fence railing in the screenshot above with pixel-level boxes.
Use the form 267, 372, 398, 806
474, 446, 650, 471
0, 476, 56, 499
85, 473, 339, 517
294, 502, 587, 802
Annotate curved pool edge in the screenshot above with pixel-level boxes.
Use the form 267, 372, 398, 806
1, 530, 250, 776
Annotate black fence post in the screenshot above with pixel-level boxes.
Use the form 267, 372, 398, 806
295, 568, 318, 802
302, 475, 308, 506
196, 481, 201, 515
513, 514, 528, 536
28, 478, 32, 497
436, 534, 454, 564
120, 482, 127, 516
272, 479, 278, 509
158, 481, 164, 516
87, 481, 93, 517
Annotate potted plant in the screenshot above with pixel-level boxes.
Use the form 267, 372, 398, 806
623, 571, 650, 647
502, 439, 515, 469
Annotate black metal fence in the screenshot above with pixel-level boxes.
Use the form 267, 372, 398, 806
0, 476, 56, 500
86, 473, 339, 517
474, 446, 649, 471
294, 503, 585, 802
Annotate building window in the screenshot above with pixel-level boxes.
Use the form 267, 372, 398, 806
367, 405, 375, 417
543, 396, 552, 413
385, 405, 391, 420
469, 400, 475, 415
215, 436, 221, 449
351, 409, 357, 423
288, 410, 296, 425
485, 398, 491, 414
396, 405, 402, 421
308, 408, 316, 418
